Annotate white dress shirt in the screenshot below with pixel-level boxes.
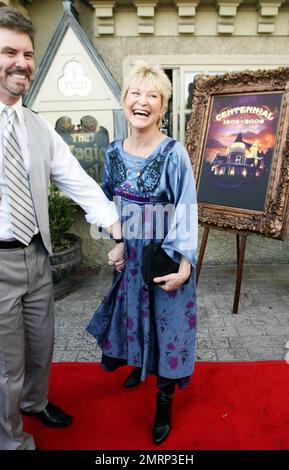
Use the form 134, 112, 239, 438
0, 99, 119, 240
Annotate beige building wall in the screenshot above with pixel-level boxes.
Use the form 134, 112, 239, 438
0, 0, 30, 17
28, 0, 93, 64
91, 2, 289, 85
4, 0, 289, 267
85, 1, 289, 266
96, 35, 289, 86
28, 0, 63, 64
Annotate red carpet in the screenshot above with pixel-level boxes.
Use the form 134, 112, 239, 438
23, 361, 289, 450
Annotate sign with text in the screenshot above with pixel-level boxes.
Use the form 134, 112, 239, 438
55, 115, 109, 183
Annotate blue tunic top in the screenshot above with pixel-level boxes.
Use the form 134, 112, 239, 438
87, 137, 198, 386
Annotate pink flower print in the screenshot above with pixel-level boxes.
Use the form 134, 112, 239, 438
129, 268, 138, 277
186, 300, 194, 309
188, 314, 197, 329
141, 309, 149, 318
168, 356, 178, 369
168, 290, 177, 299
128, 247, 137, 262
119, 278, 126, 292
128, 335, 135, 342
167, 343, 176, 351
140, 289, 149, 303
127, 317, 134, 330
103, 339, 112, 350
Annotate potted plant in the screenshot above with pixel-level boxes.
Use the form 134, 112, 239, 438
48, 182, 82, 299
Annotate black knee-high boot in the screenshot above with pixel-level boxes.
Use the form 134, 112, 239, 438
152, 383, 175, 445
124, 367, 142, 388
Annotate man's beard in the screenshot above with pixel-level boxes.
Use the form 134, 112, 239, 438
1, 67, 33, 96
7, 76, 33, 97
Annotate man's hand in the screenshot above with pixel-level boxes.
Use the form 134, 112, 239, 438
108, 242, 125, 272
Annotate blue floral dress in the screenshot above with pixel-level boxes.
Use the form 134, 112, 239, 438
87, 137, 198, 387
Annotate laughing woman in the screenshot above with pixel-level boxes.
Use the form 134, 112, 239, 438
87, 63, 198, 445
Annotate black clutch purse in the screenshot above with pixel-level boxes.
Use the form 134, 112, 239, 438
141, 243, 179, 290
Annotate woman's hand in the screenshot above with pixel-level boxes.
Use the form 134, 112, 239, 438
153, 256, 191, 291
108, 242, 125, 272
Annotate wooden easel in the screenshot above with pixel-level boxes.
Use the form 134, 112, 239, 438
196, 225, 248, 314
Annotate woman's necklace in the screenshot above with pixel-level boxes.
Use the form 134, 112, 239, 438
125, 133, 165, 158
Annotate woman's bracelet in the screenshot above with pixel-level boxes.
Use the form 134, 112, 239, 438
114, 238, 124, 244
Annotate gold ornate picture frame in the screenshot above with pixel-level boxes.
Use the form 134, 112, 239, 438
186, 68, 289, 240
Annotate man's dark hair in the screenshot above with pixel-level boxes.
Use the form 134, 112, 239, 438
0, 6, 35, 45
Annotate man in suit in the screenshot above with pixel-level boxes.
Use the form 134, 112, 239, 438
0, 7, 124, 450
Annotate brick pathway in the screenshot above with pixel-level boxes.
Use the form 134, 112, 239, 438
53, 264, 289, 364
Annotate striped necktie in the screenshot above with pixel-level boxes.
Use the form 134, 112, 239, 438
3, 107, 36, 245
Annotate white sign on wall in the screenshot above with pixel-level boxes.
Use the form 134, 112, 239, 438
58, 60, 93, 97
25, 8, 126, 143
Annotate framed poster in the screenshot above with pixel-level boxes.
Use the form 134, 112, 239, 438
186, 68, 289, 239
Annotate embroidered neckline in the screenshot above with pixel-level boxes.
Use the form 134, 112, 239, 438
107, 138, 176, 195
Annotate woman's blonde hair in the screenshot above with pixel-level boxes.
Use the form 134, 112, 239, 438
121, 62, 172, 128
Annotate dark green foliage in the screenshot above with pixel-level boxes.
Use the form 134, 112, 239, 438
48, 182, 76, 252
